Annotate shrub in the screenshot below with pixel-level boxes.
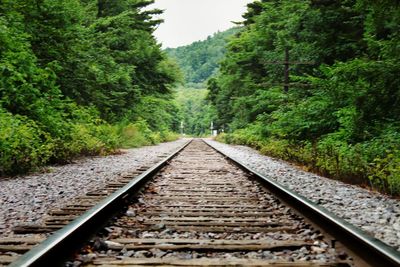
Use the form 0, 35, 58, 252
0, 105, 180, 175
217, 125, 400, 195
160, 131, 180, 142
366, 130, 400, 194
49, 121, 120, 162
215, 133, 227, 143
116, 120, 180, 148
91, 123, 120, 153
0, 110, 54, 175
369, 152, 400, 194
118, 122, 152, 148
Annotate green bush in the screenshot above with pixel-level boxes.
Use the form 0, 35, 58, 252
149, 131, 178, 144
116, 120, 179, 149
217, 126, 400, 195
215, 133, 227, 143
221, 126, 266, 149
0, 110, 54, 175
369, 152, 400, 194
117, 121, 152, 148
0, 106, 182, 175
261, 139, 288, 160
160, 131, 180, 142
366, 130, 400, 194
91, 123, 120, 154
46, 106, 120, 162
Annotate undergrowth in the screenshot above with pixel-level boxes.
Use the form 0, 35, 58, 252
0, 108, 179, 176
216, 128, 400, 196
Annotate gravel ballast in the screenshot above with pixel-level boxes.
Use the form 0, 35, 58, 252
1, 137, 399, 253
205, 139, 400, 251
0, 139, 189, 237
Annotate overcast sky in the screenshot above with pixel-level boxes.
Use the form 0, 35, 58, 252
148, 0, 254, 48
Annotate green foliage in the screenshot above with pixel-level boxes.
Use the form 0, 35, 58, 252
210, 0, 400, 195
0, 107, 178, 176
367, 129, 400, 194
132, 96, 181, 132
218, 127, 400, 193
166, 28, 240, 85
116, 120, 179, 148
0, 109, 53, 175
175, 87, 216, 136
165, 28, 239, 136
117, 120, 154, 148
370, 153, 400, 195
0, 0, 180, 176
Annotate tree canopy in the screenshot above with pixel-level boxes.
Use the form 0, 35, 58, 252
0, 0, 181, 175
166, 28, 239, 85
209, 0, 400, 194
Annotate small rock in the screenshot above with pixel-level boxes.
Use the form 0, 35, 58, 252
393, 223, 400, 231
337, 251, 348, 260
246, 252, 259, 259
298, 256, 311, 261
320, 242, 329, 249
142, 232, 155, 238
80, 253, 97, 263
252, 233, 262, 239
126, 209, 136, 217
128, 229, 140, 237
160, 228, 174, 235
93, 238, 108, 250
299, 246, 308, 253
262, 251, 273, 259
154, 223, 165, 230
105, 241, 124, 249
311, 246, 326, 253
150, 248, 167, 258
134, 250, 151, 258
124, 250, 135, 257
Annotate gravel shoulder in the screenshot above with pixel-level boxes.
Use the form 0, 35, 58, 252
205, 139, 400, 251
0, 139, 189, 237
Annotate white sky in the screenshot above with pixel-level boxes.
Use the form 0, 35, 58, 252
148, 0, 254, 48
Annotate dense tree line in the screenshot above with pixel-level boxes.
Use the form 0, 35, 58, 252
166, 29, 238, 135
209, 0, 400, 194
166, 28, 239, 86
0, 0, 181, 175
175, 86, 215, 136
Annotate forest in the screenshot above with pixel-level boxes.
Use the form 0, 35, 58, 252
0, 0, 182, 175
208, 0, 400, 195
167, 29, 238, 135
166, 28, 239, 87
1, 0, 399, 196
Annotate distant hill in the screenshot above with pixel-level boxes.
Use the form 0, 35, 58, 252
165, 27, 240, 85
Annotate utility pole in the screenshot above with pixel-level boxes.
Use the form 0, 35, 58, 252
180, 120, 184, 135
284, 47, 290, 92
263, 47, 315, 92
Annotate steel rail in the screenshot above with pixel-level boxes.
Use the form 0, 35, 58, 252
10, 139, 193, 267
204, 139, 400, 267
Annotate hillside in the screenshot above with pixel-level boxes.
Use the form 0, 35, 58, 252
166, 27, 240, 85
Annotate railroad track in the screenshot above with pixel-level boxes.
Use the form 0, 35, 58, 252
3, 139, 400, 266
0, 157, 173, 265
